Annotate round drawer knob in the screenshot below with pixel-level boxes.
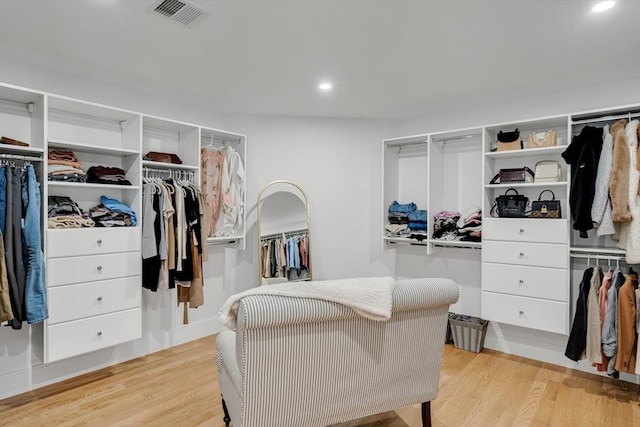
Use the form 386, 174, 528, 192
519, 310, 524, 315
519, 252, 525, 257
519, 228, 525, 233
97, 331, 103, 336
97, 266, 103, 271
519, 279, 524, 284
97, 239, 103, 245
97, 296, 103, 301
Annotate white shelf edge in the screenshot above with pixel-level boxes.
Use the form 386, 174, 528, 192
383, 236, 429, 246
47, 182, 140, 191
0, 145, 45, 155
142, 160, 199, 171
430, 239, 482, 249
48, 138, 139, 156
207, 236, 243, 244
485, 182, 567, 189
485, 146, 566, 158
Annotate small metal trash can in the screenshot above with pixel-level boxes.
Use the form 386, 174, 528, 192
449, 314, 489, 353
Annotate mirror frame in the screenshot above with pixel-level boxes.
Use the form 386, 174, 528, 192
257, 180, 312, 286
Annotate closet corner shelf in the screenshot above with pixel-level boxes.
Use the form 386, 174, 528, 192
142, 160, 199, 171
48, 139, 139, 156
484, 146, 566, 159
47, 182, 141, 191
0, 145, 45, 156
484, 181, 567, 189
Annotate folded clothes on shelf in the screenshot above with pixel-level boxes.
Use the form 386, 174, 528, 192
86, 166, 132, 185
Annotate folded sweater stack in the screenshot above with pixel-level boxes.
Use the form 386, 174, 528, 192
48, 149, 87, 183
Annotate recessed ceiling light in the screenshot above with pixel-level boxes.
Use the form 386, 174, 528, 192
319, 82, 332, 91
592, 1, 615, 12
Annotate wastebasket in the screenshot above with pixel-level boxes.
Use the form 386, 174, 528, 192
445, 312, 455, 344
449, 314, 489, 353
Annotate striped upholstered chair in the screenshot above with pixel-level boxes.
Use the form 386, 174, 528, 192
215, 278, 459, 427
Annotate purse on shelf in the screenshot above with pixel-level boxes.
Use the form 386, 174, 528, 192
143, 151, 183, 164
531, 190, 561, 219
492, 188, 529, 218
489, 166, 535, 184
496, 128, 522, 152
527, 130, 557, 149
534, 160, 561, 183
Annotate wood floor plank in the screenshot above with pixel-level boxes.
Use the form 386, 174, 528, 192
1, 336, 638, 426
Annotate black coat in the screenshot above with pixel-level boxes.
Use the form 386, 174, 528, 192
565, 268, 594, 362
562, 126, 604, 237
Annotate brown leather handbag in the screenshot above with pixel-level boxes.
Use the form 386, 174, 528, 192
144, 151, 182, 164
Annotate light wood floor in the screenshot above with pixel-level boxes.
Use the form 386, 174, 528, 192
1, 336, 639, 427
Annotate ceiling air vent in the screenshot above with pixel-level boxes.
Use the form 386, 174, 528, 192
153, 0, 206, 26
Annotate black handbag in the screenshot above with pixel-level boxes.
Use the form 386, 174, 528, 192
531, 190, 562, 219
492, 188, 528, 218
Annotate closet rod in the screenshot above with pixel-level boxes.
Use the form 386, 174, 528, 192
0, 153, 43, 162
570, 253, 628, 262
202, 134, 242, 146
386, 140, 428, 149
261, 228, 308, 240
571, 111, 640, 125
431, 134, 480, 144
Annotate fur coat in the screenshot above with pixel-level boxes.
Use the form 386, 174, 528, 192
562, 125, 603, 237
625, 120, 640, 264
609, 119, 631, 223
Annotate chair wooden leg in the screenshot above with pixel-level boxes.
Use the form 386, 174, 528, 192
222, 396, 231, 426
421, 401, 432, 427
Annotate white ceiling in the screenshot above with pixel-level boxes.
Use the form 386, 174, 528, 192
0, 0, 638, 119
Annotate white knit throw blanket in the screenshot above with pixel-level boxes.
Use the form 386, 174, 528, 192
219, 276, 394, 330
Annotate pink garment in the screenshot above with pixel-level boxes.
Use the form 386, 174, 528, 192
201, 147, 224, 236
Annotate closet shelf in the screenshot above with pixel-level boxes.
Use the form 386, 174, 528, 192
431, 239, 481, 249
48, 139, 139, 156
142, 160, 198, 171
0, 145, 45, 156
484, 146, 566, 159
485, 181, 567, 189
48, 182, 141, 191
207, 235, 242, 245
570, 246, 626, 255
384, 236, 429, 246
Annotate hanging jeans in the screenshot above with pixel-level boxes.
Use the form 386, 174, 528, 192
0, 166, 6, 235
22, 164, 47, 324
5, 166, 26, 329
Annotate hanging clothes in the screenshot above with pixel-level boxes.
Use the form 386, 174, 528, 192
591, 124, 615, 236
0, 162, 47, 328
602, 268, 625, 377
625, 120, 640, 264
594, 269, 614, 372
565, 267, 593, 362
614, 269, 638, 374
562, 126, 604, 238
586, 266, 604, 364
201, 145, 245, 238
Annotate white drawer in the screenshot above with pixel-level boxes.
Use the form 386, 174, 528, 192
47, 277, 141, 325
483, 218, 568, 244
482, 263, 568, 301
47, 227, 141, 258
46, 308, 141, 362
482, 241, 568, 269
481, 292, 568, 335
47, 252, 141, 287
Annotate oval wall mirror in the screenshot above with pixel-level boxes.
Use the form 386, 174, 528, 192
257, 180, 312, 285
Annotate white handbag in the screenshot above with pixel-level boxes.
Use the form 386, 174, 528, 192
534, 160, 561, 183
